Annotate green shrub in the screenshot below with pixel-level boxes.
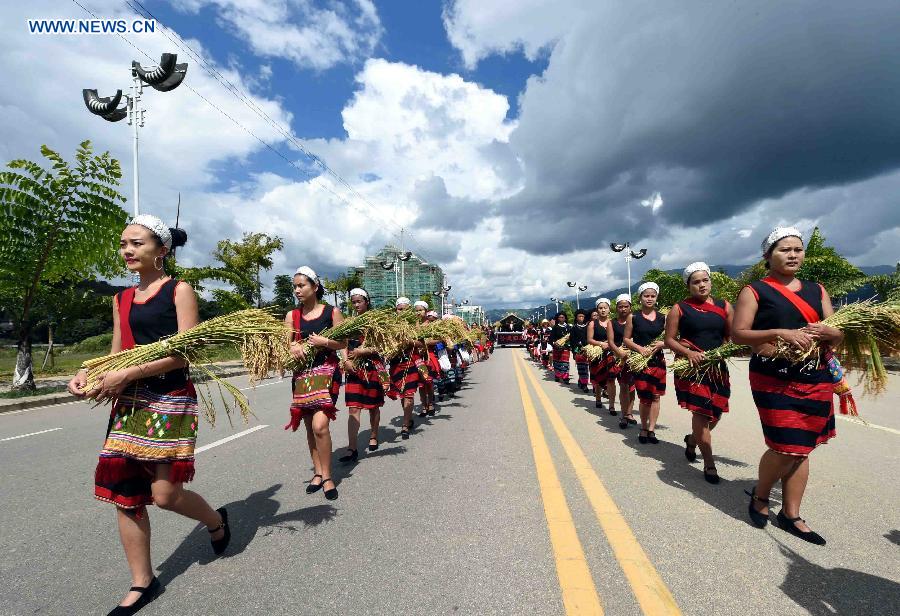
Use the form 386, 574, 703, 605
62, 332, 113, 355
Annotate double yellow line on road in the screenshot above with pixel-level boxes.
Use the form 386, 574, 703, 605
511, 353, 681, 616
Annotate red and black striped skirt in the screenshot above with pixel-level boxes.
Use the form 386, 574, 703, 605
388, 354, 420, 400
674, 362, 730, 421
345, 359, 387, 410
749, 354, 835, 456
633, 352, 666, 402
590, 352, 613, 386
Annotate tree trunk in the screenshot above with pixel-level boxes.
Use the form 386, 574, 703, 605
13, 335, 35, 391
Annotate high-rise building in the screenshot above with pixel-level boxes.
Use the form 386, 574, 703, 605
352, 245, 445, 308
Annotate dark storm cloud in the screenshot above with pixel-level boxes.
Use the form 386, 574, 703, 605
411, 174, 492, 231
498, 1, 900, 254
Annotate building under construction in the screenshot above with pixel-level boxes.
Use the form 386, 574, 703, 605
350, 245, 445, 308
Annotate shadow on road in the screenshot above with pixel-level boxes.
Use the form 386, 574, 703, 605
155, 483, 337, 586
777, 542, 900, 615
885, 529, 900, 546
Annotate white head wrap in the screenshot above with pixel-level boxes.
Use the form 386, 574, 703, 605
761, 226, 803, 255
129, 214, 171, 249
441, 313, 455, 320
349, 288, 368, 300
595, 297, 611, 307
615, 293, 632, 305
637, 282, 659, 295
413, 300, 429, 309
426, 310, 439, 318
682, 262, 711, 284
395, 296, 411, 307
295, 266, 320, 286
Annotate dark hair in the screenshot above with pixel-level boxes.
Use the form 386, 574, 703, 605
556, 312, 567, 321
574, 309, 587, 319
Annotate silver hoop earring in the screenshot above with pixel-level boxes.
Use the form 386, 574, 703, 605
154, 256, 164, 271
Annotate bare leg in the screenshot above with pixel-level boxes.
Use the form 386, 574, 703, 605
781, 456, 812, 532
369, 409, 381, 445
303, 413, 323, 488
151, 466, 222, 531
346, 408, 361, 450
639, 401, 650, 433
754, 450, 801, 517
115, 507, 153, 607
648, 397, 661, 431
401, 397, 413, 428
310, 410, 333, 481
619, 381, 633, 417
691, 414, 715, 469
606, 380, 616, 411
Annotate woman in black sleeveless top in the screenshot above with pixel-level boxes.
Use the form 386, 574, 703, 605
570, 309, 590, 391
285, 266, 346, 501
606, 294, 637, 429
733, 228, 842, 545
586, 298, 613, 410
623, 283, 667, 444
549, 313, 571, 383
665, 262, 733, 484
68, 215, 228, 614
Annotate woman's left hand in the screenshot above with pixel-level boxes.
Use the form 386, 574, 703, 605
802, 323, 839, 342
90, 368, 133, 401
307, 334, 331, 348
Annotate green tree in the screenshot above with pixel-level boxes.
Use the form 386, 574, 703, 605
272, 274, 295, 312
213, 232, 284, 307
0, 141, 127, 389
868, 263, 900, 301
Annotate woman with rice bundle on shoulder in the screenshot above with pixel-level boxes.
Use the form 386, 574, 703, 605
587, 298, 614, 411
732, 227, 842, 545
665, 262, 733, 484
549, 312, 571, 383
606, 294, 638, 429
68, 215, 229, 615
285, 266, 346, 501
389, 297, 420, 439
570, 309, 591, 392
413, 300, 437, 417
338, 288, 387, 464
623, 282, 667, 444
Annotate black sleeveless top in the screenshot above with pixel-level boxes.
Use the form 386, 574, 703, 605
122, 278, 188, 391
570, 323, 588, 348
610, 319, 627, 346
677, 298, 727, 351
589, 319, 608, 342
549, 322, 570, 344
293, 303, 336, 367
631, 311, 664, 346
749, 280, 823, 330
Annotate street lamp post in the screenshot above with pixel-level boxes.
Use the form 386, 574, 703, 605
433, 283, 451, 315
550, 297, 560, 314
566, 281, 589, 309
610, 243, 648, 297
380, 260, 398, 298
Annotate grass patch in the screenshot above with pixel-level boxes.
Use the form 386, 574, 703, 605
0, 384, 68, 399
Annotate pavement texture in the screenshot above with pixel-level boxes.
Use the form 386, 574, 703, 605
0, 349, 898, 615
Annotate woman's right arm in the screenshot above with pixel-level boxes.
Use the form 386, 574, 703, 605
731, 287, 813, 352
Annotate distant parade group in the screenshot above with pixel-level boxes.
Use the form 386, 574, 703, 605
64, 215, 897, 614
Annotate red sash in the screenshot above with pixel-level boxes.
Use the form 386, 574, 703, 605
761, 277, 820, 324
117, 287, 136, 350
681, 297, 728, 321
291, 309, 302, 342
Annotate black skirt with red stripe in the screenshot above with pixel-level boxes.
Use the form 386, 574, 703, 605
388, 354, 420, 400
345, 359, 386, 410
589, 352, 613, 386
633, 352, 666, 401
674, 362, 730, 421
749, 354, 835, 456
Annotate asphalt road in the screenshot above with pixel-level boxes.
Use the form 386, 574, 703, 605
1, 349, 898, 615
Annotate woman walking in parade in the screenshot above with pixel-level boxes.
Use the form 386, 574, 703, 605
587, 298, 614, 411
389, 298, 420, 438
571, 309, 591, 392
539, 319, 552, 369
68, 215, 229, 615
338, 288, 387, 463
413, 300, 436, 417
285, 266, 346, 501
665, 263, 733, 483
550, 312, 572, 383
623, 282, 667, 444
607, 294, 637, 428
732, 227, 841, 545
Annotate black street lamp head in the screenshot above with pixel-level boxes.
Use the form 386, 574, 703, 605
631, 248, 648, 259
132, 53, 178, 86
567, 281, 576, 287
381, 261, 394, 270
610, 243, 627, 252
398, 251, 412, 261
82, 89, 127, 122
578, 285, 588, 292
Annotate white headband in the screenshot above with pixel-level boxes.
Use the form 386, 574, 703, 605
426, 310, 439, 318
414, 300, 429, 309
129, 214, 171, 249
761, 226, 803, 255
441, 314, 455, 320
682, 262, 711, 284
638, 282, 659, 295
396, 297, 411, 307
615, 293, 632, 305
349, 288, 368, 300
295, 266, 320, 285
595, 297, 611, 307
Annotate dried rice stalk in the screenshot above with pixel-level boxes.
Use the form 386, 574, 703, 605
624, 332, 666, 372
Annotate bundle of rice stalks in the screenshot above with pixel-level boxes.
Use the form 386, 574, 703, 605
80, 309, 290, 425
417, 318, 469, 346
553, 333, 570, 348
584, 345, 605, 362
774, 299, 900, 394
668, 341, 750, 380
624, 332, 666, 372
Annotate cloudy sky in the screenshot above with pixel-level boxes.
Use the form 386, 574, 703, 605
3, 1, 898, 307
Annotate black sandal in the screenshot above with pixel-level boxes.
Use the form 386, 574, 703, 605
368, 437, 379, 452
305, 474, 323, 494
745, 487, 770, 528
703, 467, 719, 484
647, 431, 659, 444
209, 507, 231, 555
107, 577, 161, 615
339, 448, 358, 464
638, 430, 648, 444
684, 435, 697, 462
401, 423, 412, 440
321, 478, 338, 501
608, 408, 617, 415
619, 418, 628, 429
776, 511, 826, 545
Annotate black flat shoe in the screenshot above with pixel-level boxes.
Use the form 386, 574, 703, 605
595, 401, 603, 408
638, 430, 648, 444
776, 511, 826, 545
401, 422, 412, 440
322, 478, 338, 501
745, 487, 770, 528
339, 449, 358, 464
684, 435, 697, 462
608, 409, 617, 415
703, 467, 719, 484
426, 408, 436, 416
417, 410, 427, 417
107, 577, 161, 615
647, 431, 659, 444
627, 416, 637, 425
306, 474, 323, 494
368, 438, 379, 452
209, 507, 231, 555
619, 418, 628, 429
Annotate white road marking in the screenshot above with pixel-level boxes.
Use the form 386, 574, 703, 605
194, 424, 268, 454
0, 427, 62, 442
836, 414, 900, 435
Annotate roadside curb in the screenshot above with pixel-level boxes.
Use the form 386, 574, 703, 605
0, 366, 249, 415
